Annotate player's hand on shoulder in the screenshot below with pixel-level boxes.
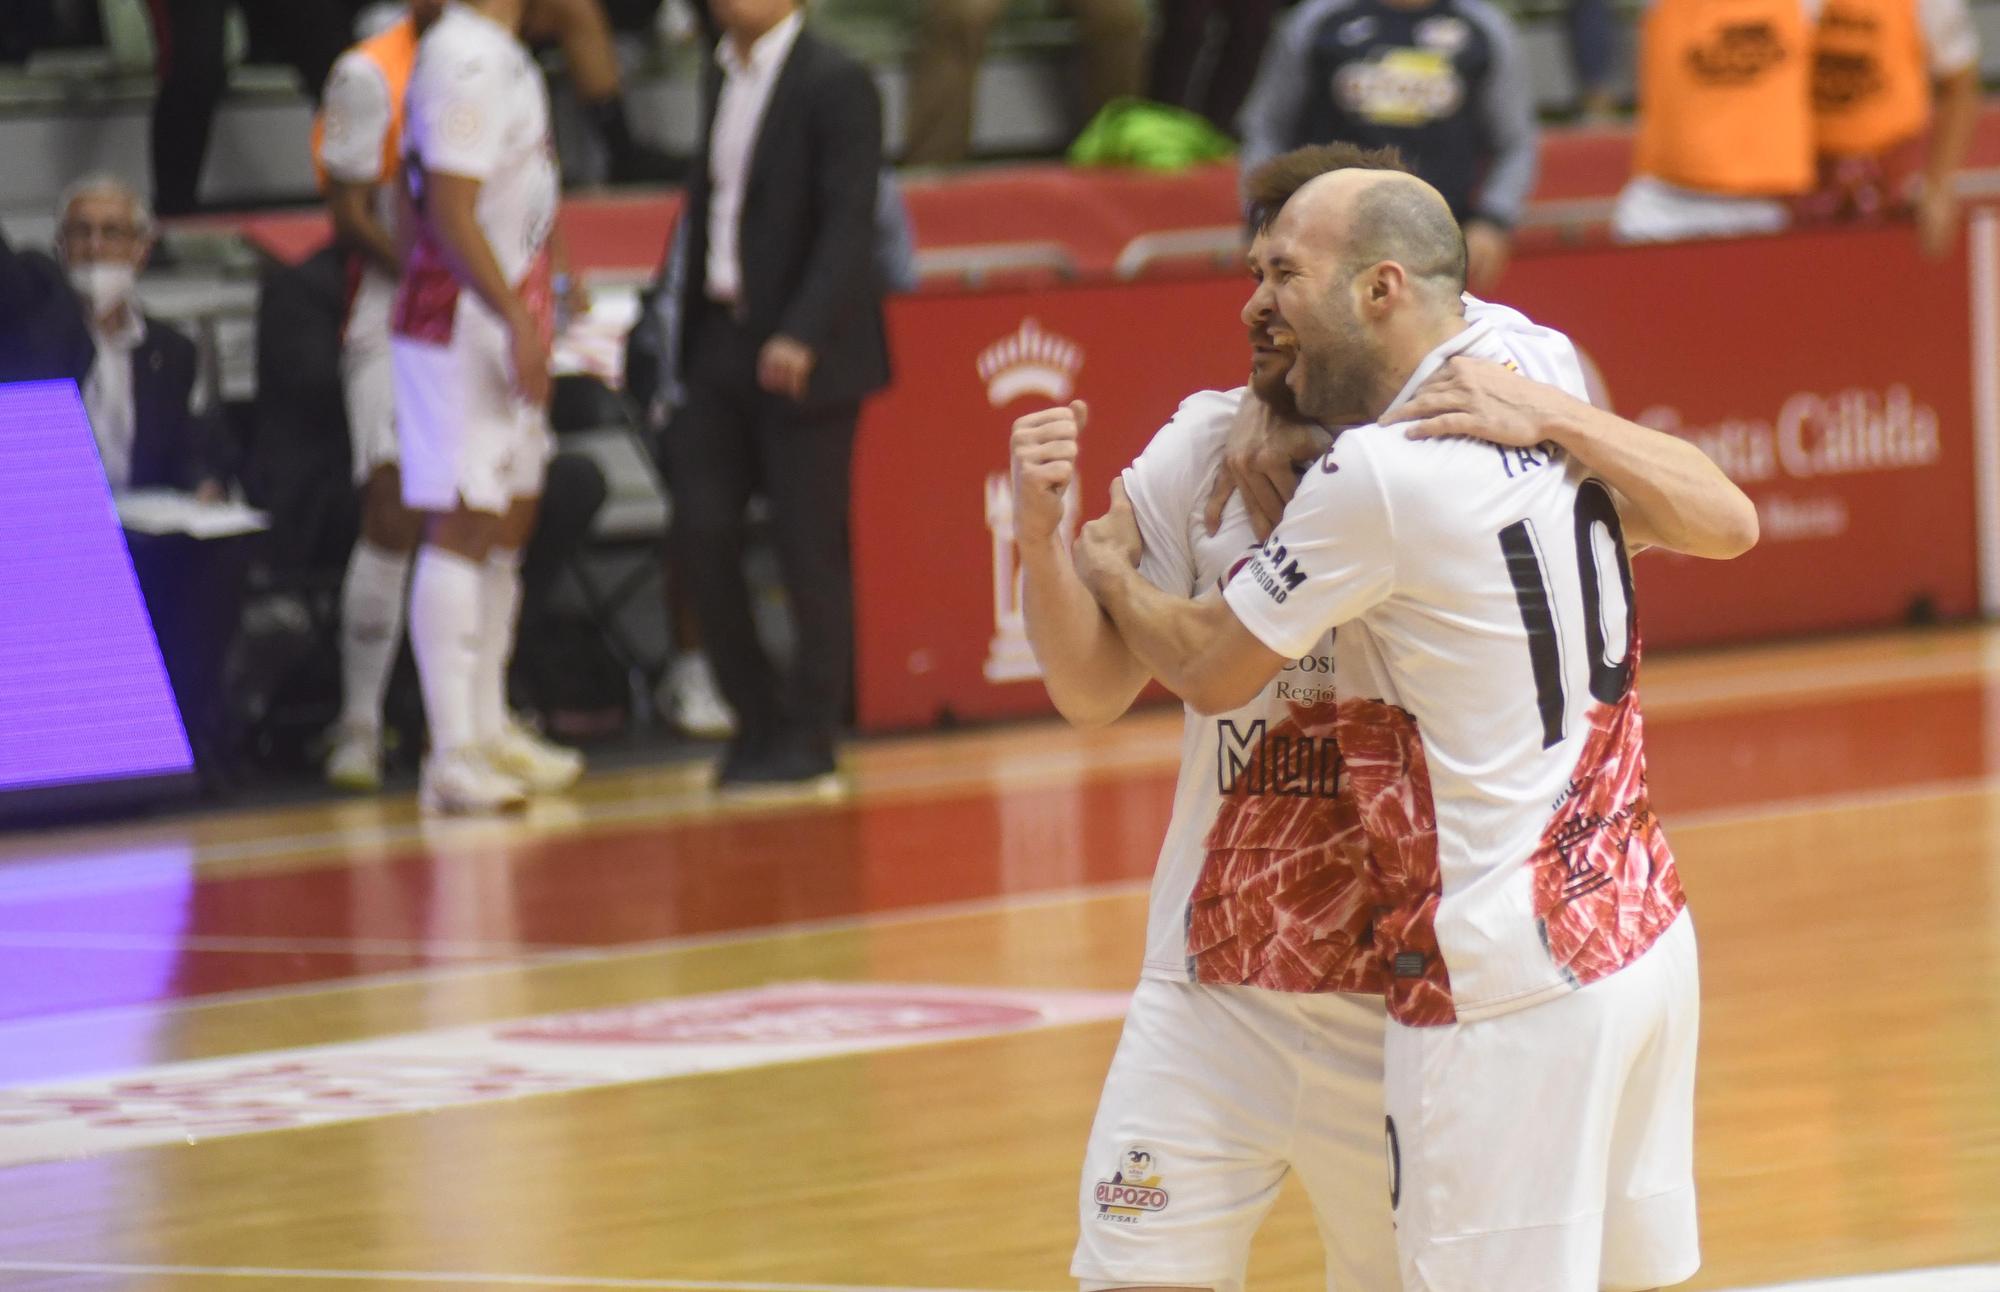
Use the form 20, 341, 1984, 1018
1203, 391, 1330, 541
1398, 356, 1578, 450
1009, 400, 1085, 545
1073, 477, 1142, 597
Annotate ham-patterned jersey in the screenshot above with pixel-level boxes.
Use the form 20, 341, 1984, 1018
392, 2, 559, 347
1221, 312, 1684, 1027
1122, 388, 1384, 995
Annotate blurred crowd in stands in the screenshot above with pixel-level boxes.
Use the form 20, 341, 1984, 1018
0, 0, 1981, 805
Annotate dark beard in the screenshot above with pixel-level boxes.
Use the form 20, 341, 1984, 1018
1294, 324, 1377, 426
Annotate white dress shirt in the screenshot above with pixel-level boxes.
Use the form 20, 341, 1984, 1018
705, 8, 804, 305
84, 308, 146, 492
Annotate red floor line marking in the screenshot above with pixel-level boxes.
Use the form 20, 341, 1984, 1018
2, 774, 1996, 1037
1637, 644, 2000, 714
0, 744, 1185, 895
1663, 773, 2000, 831
0, 879, 1156, 1035
0, 1259, 1990, 1291
5, 638, 1989, 889
0, 932, 571, 958
0, 1260, 1054, 1290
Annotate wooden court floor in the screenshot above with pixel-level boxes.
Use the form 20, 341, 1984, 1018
0, 626, 1996, 1292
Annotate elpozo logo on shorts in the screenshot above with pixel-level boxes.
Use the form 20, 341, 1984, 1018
1094, 1146, 1170, 1222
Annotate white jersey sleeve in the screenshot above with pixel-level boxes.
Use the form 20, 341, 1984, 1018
319, 50, 393, 184
1919, 0, 1979, 75
1122, 389, 1241, 598
1222, 433, 1397, 660
407, 35, 510, 180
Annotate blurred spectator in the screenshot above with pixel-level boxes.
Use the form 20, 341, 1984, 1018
657, 0, 888, 787
1239, 0, 1539, 292
1567, 0, 1621, 118
145, 0, 358, 215
1806, 0, 1979, 256
1611, 0, 1810, 242
1612, 0, 1976, 256
905, 0, 1149, 165
0, 176, 243, 785
1150, 0, 1281, 133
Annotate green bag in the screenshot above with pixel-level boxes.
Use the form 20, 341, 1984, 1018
1066, 97, 1238, 171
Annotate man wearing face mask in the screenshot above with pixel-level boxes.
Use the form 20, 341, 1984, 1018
0, 174, 242, 788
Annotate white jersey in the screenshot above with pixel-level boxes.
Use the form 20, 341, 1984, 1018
317, 44, 402, 348
1222, 312, 1686, 1028
393, 2, 559, 347
1123, 389, 1381, 996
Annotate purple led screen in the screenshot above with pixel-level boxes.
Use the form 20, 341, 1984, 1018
0, 381, 192, 792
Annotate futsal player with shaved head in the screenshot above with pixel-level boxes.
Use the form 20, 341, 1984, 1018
1014, 145, 1755, 1292
1055, 162, 1743, 1291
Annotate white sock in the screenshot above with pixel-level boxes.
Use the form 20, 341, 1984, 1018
473, 548, 523, 744
408, 546, 484, 756
337, 540, 413, 731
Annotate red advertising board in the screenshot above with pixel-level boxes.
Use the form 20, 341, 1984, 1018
854, 277, 1255, 730
852, 223, 1989, 732
1498, 222, 1980, 646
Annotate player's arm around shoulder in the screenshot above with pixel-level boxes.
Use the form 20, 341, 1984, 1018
1073, 426, 1392, 717
1396, 356, 1759, 559
1073, 478, 1286, 717
1010, 401, 1153, 727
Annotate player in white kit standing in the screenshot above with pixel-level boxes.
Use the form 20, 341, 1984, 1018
392, 0, 584, 813
1014, 142, 1744, 1292
1070, 167, 1743, 1291
313, 0, 438, 791
1017, 339, 1394, 1291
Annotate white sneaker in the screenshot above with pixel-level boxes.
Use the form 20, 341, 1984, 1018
668, 653, 735, 739
485, 721, 585, 794
420, 748, 529, 815
325, 723, 383, 793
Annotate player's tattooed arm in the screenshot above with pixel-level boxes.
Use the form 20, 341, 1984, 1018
1075, 480, 1285, 715
1010, 402, 1152, 727
1398, 357, 1759, 560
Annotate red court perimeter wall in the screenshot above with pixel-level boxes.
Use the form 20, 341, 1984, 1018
851, 221, 1986, 731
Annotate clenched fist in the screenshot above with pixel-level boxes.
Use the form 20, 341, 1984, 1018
1010, 399, 1087, 544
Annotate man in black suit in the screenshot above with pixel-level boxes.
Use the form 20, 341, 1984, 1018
663, 0, 890, 789
0, 176, 242, 785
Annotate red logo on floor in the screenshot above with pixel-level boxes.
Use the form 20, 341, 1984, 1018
498, 992, 1043, 1046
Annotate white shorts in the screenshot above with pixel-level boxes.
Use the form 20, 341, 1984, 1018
343, 273, 400, 485
1387, 911, 1701, 1292
1073, 979, 1393, 1292
390, 301, 552, 515
1611, 176, 1791, 244
343, 337, 398, 485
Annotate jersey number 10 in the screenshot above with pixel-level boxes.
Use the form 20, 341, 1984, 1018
1498, 480, 1637, 750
